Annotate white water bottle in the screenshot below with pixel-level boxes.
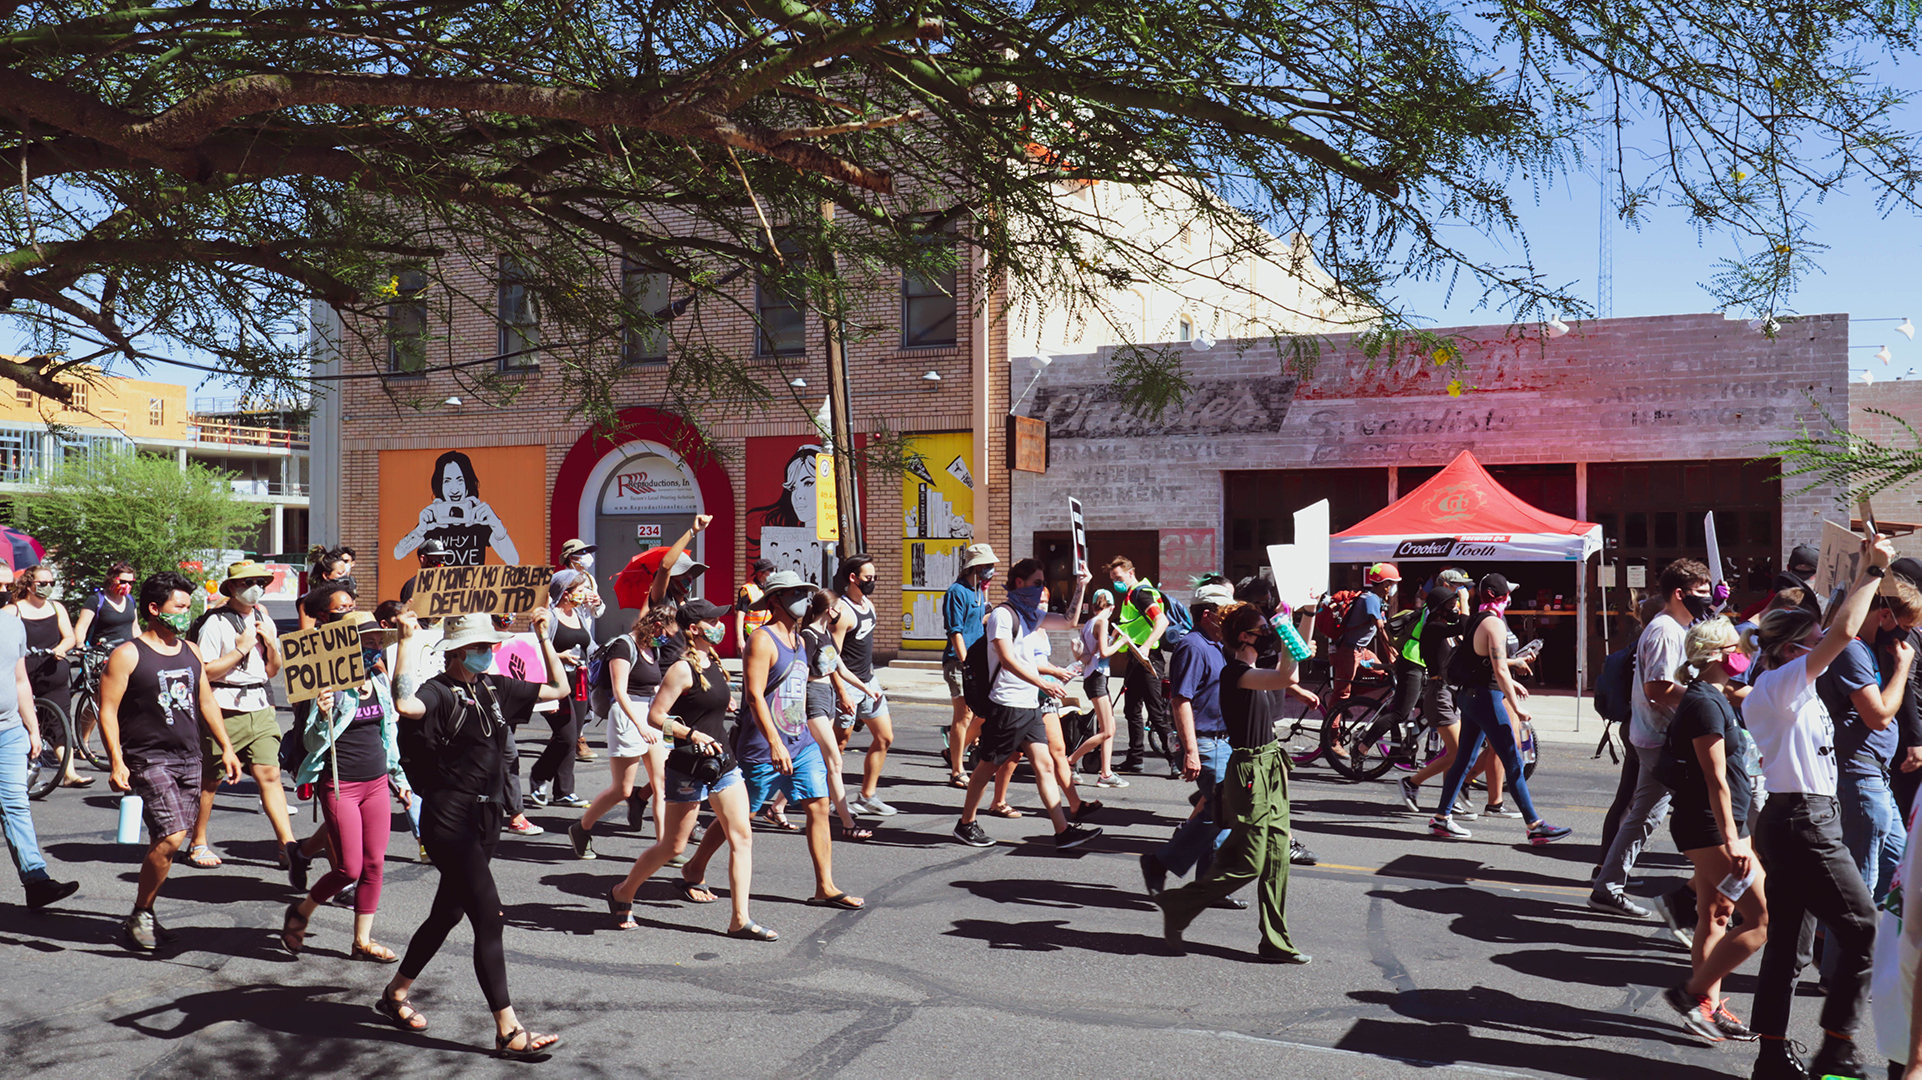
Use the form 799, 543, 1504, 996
116, 794, 144, 844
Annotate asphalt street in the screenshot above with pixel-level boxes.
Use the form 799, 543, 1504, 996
0, 703, 1863, 1079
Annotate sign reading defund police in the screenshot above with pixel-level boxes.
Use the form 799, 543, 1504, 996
406, 564, 554, 618
281, 623, 367, 703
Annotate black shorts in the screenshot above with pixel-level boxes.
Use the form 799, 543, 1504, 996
1082, 671, 1109, 701
978, 702, 1049, 765
1670, 802, 1748, 852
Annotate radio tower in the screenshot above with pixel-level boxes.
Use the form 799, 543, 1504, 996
1597, 161, 1614, 319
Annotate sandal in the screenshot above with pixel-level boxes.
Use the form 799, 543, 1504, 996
373, 991, 428, 1032
947, 774, 969, 789
495, 1027, 560, 1060
673, 879, 717, 904
185, 844, 222, 869
984, 803, 1024, 819
607, 886, 637, 930
805, 892, 865, 910
726, 920, 779, 941
279, 901, 308, 955
837, 821, 875, 842
351, 940, 401, 964
757, 809, 799, 832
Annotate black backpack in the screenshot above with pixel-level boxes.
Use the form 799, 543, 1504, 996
1594, 644, 1637, 725
188, 606, 248, 642
961, 604, 1013, 717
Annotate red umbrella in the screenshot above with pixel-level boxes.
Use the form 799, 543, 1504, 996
0, 526, 44, 571
611, 547, 672, 610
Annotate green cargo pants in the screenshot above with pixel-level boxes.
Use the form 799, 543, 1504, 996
1155, 742, 1301, 957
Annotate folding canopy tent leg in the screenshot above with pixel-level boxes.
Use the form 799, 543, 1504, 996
1575, 559, 1587, 733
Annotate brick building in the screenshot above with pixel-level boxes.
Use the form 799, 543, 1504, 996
1010, 312, 1849, 686
308, 188, 1346, 656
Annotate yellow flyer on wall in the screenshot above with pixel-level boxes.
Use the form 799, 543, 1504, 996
899, 432, 974, 649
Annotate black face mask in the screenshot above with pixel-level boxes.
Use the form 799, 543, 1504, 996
1681, 592, 1713, 622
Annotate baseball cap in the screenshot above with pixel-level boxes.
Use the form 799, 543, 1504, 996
1192, 581, 1235, 608
1438, 568, 1472, 588
1478, 573, 1515, 597
678, 596, 732, 622
1789, 544, 1820, 571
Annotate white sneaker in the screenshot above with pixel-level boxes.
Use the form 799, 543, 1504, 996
1428, 815, 1471, 839
1070, 771, 1088, 786
1451, 795, 1478, 820
1095, 774, 1130, 788
1397, 776, 1420, 813
860, 794, 898, 816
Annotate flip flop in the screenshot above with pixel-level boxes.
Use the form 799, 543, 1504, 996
984, 804, 1024, 819
757, 810, 799, 832
185, 844, 222, 869
806, 892, 865, 910
673, 879, 717, 904
725, 920, 779, 941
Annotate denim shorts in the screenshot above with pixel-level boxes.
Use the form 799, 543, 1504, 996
742, 741, 829, 810
664, 763, 743, 804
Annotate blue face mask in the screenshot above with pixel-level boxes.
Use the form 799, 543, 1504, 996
361, 647, 383, 671
1007, 583, 1045, 634
460, 649, 492, 674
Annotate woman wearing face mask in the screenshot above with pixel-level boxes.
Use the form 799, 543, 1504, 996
1741, 535, 1900, 1080
527, 570, 596, 810
1654, 617, 1769, 1042
1066, 589, 1128, 788
74, 562, 139, 651
830, 555, 896, 817
283, 581, 361, 880
283, 612, 412, 963
384, 608, 568, 1058
298, 551, 353, 630
799, 588, 874, 841
1426, 574, 1571, 846
18, 566, 81, 786
571, 604, 674, 859
607, 598, 772, 932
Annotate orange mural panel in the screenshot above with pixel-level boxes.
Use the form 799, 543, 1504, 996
378, 446, 548, 601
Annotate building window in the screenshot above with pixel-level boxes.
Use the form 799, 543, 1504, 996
901, 227, 958, 348
388, 268, 430, 375
1177, 315, 1194, 342
12, 386, 29, 407
66, 383, 86, 412
0, 427, 42, 482
148, 398, 163, 426
1179, 223, 1194, 251
755, 236, 807, 357
622, 260, 671, 364
497, 256, 540, 369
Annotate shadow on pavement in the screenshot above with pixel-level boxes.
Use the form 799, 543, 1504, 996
948, 877, 1155, 912
1335, 1008, 1738, 1077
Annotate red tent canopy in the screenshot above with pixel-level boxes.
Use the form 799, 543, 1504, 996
1331, 451, 1602, 563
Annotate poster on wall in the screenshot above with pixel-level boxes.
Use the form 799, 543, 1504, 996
900, 432, 975, 649
745, 434, 866, 586
379, 446, 548, 600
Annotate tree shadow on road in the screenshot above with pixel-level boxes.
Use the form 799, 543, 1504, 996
1335, 1004, 1742, 1077
944, 916, 1260, 960
108, 981, 494, 1064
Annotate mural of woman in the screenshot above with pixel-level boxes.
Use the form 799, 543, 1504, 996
747, 445, 824, 583
393, 450, 521, 566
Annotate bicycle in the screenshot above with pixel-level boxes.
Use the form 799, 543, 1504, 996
24, 695, 74, 801
1276, 656, 1391, 767
66, 645, 112, 771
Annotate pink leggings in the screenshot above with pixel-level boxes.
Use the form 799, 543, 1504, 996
311, 777, 390, 915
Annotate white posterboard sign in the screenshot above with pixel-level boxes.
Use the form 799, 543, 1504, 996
1705, 512, 1724, 587
1266, 499, 1332, 609
1068, 497, 1088, 575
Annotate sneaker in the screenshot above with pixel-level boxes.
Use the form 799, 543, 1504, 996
529, 783, 551, 808
1483, 802, 1524, 818
1397, 776, 1420, 813
575, 737, 597, 762
22, 878, 78, 911
1139, 853, 1167, 895
689, 822, 707, 844
123, 909, 158, 951
1712, 1001, 1758, 1042
1587, 888, 1653, 919
1255, 942, 1313, 965
568, 821, 597, 860
1069, 771, 1088, 787
859, 795, 898, 817
1116, 759, 1146, 775
1807, 1034, 1871, 1079
1451, 796, 1479, 820
953, 820, 994, 847
285, 840, 312, 892
1072, 799, 1103, 823
1289, 838, 1319, 866
1095, 774, 1130, 788
1526, 821, 1572, 845
1658, 886, 1696, 947
1428, 815, 1471, 839
1662, 984, 1723, 1041
1054, 824, 1102, 851
504, 817, 545, 836
553, 793, 589, 809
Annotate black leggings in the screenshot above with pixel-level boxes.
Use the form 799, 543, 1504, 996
399, 792, 510, 1012
528, 694, 585, 797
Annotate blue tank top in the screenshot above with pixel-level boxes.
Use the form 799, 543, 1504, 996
734, 626, 810, 763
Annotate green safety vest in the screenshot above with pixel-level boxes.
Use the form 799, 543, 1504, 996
1401, 609, 1429, 669
1115, 580, 1163, 649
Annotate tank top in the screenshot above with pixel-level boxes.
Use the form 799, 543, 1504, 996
1080, 618, 1109, 675
669, 656, 732, 745
20, 606, 65, 694
20, 608, 62, 653
735, 627, 809, 762
609, 635, 662, 698
552, 615, 590, 662
117, 638, 204, 759
841, 596, 877, 681
1444, 611, 1502, 689
87, 592, 137, 648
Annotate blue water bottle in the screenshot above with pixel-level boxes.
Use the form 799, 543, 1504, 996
1271, 613, 1313, 663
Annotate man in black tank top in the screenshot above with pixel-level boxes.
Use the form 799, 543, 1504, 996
831, 556, 897, 817
99, 571, 242, 952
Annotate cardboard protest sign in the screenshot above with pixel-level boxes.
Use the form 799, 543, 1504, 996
406, 565, 553, 617
1813, 520, 1866, 599
281, 622, 367, 703
1069, 497, 1088, 576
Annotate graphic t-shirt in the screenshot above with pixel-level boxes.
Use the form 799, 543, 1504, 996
331, 696, 389, 783
735, 629, 810, 762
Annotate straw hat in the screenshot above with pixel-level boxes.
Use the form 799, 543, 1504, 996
434, 612, 512, 651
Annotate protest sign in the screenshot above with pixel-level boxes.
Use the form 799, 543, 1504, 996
1268, 499, 1331, 609
1813, 519, 1865, 599
281, 622, 367, 703
1069, 497, 1088, 576
1704, 512, 1724, 587
406, 564, 553, 617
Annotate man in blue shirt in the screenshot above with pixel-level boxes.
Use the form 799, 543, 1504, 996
944, 544, 996, 788
1818, 594, 1918, 904
1140, 580, 1236, 895
1328, 563, 1400, 736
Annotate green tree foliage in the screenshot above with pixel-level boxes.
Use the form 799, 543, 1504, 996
17, 452, 269, 587
2, 0, 1919, 427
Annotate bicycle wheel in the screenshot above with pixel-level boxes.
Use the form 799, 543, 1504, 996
26, 696, 73, 800
71, 686, 109, 770
1278, 687, 1327, 766
1326, 696, 1401, 781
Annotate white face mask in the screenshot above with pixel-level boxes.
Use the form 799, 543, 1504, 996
239, 585, 265, 605
575, 553, 595, 570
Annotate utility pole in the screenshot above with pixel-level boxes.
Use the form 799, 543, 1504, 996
821, 199, 864, 560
